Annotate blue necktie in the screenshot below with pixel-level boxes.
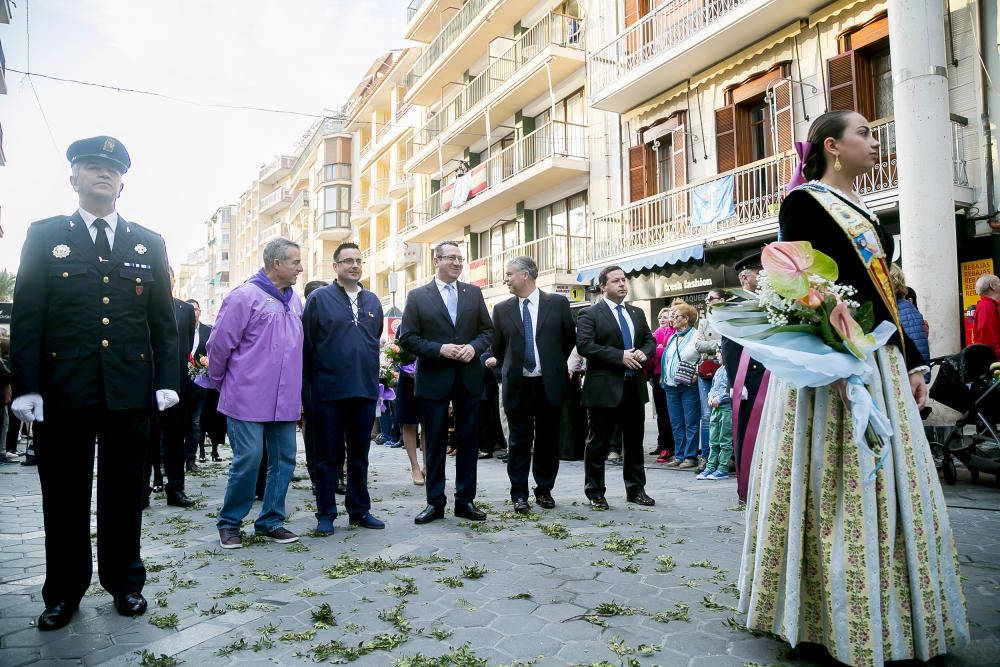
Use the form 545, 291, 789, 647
444, 283, 458, 325
617, 304, 634, 378
522, 298, 535, 372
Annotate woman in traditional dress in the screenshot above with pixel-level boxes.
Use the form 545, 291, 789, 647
737, 110, 969, 666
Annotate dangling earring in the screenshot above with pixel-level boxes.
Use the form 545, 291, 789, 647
834, 155, 842, 172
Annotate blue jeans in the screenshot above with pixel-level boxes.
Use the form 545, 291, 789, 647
697, 376, 712, 460
217, 418, 296, 533
665, 383, 701, 462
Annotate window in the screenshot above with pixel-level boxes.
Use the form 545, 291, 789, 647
221, 252, 229, 262
628, 111, 688, 202
323, 185, 351, 213
318, 163, 351, 183
748, 102, 769, 162
870, 47, 893, 120
827, 13, 891, 121
714, 63, 793, 172
656, 141, 672, 194
535, 191, 588, 271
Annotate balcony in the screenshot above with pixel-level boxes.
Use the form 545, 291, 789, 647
259, 222, 286, 244
351, 194, 372, 224
369, 178, 393, 214
588, 0, 829, 114
468, 235, 589, 291
259, 155, 296, 185
407, 13, 585, 174
316, 211, 352, 241
259, 187, 293, 215
405, 120, 588, 243
584, 118, 973, 268
290, 190, 311, 219
405, 0, 439, 42
388, 166, 410, 197
404, 0, 536, 107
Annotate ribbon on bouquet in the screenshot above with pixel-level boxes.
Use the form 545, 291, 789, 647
846, 374, 894, 479
376, 384, 396, 416
399, 362, 416, 376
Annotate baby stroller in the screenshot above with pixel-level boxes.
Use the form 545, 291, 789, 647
926, 344, 1000, 485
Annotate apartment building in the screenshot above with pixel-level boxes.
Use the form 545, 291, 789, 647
400, 0, 594, 308
580, 0, 998, 353
203, 204, 235, 323
177, 246, 210, 317
229, 117, 354, 291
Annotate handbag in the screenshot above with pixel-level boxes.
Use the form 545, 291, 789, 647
674, 360, 697, 385
697, 357, 720, 380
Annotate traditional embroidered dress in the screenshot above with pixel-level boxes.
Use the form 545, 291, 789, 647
737, 182, 969, 666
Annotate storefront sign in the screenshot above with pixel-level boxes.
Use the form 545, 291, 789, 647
554, 285, 587, 303
626, 264, 731, 300
961, 258, 994, 345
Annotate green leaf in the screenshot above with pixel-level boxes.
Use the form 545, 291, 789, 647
856, 302, 875, 333
809, 249, 839, 281
726, 316, 771, 326
767, 272, 810, 300
743, 324, 822, 340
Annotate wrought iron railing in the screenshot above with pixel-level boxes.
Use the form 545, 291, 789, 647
589, 0, 748, 98
406, 0, 490, 88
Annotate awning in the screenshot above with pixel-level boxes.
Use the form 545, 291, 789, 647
576, 242, 704, 283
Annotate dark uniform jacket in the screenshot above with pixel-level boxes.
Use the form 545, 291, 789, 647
491, 290, 576, 411
10, 211, 179, 410
576, 299, 655, 408
397, 279, 493, 400
172, 298, 197, 397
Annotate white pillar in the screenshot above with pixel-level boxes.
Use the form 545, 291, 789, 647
888, 0, 960, 355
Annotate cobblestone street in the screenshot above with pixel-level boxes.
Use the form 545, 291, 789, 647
1, 427, 998, 667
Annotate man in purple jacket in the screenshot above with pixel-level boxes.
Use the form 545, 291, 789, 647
208, 238, 304, 549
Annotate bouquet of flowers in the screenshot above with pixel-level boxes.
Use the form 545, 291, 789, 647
708, 241, 897, 477
382, 341, 416, 376
376, 359, 399, 415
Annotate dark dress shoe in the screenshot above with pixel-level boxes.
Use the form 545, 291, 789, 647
38, 602, 77, 631
114, 592, 147, 617
454, 502, 486, 521
534, 491, 555, 509
166, 491, 195, 507
186, 460, 198, 473
414, 505, 445, 525
513, 498, 530, 514
626, 491, 656, 506
152, 484, 164, 493
211, 453, 222, 462
590, 496, 610, 510
349, 512, 385, 529
198, 456, 207, 463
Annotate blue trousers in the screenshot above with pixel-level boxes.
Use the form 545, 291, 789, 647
697, 376, 712, 459
312, 398, 376, 519
665, 382, 701, 462
217, 419, 296, 533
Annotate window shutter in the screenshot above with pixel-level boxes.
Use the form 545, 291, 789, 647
628, 145, 648, 202
624, 0, 645, 27
828, 51, 859, 112
671, 125, 688, 219
715, 106, 737, 173
772, 78, 794, 153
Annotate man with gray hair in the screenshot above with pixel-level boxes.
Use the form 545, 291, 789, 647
486, 256, 575, 512
207, 238, 304, 548
973, 273, 1000, 360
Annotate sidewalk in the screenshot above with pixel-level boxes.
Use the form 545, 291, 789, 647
0, 426, 998, 666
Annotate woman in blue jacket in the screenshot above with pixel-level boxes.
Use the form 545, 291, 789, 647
890, 264, 930, 381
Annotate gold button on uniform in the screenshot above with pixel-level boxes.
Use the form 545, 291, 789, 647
140, 353, 145, 359
51, 352, 57, 358
102, 318, 110, 325
101, 340, 109, 348
102, 297, 110, 304
62, 272, 69, 278
103, 276, 110, 284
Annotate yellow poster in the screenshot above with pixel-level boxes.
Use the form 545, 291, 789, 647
961, 258, 995, 310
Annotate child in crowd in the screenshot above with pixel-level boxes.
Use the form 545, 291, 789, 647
697, 358, 732, 480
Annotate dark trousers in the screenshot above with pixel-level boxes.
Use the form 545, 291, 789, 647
650, 375, 674, 453
37, 406, 148, 606
478, 395, 505, 454
5, 406, 20, 453
183, 389, 207, 462
505, 377, 560, 500
313, 398, 376, 519
157, 401, 188, 495
144, 419, 163, 491
200, 389, 225, 457
421, 385, 480, 507
302, 401, 316, 484
584, 380, 647, 499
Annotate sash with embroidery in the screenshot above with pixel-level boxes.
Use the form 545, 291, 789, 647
797, 183, 904, 355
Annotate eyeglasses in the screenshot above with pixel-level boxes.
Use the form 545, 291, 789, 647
436, 255, 465, 264
337, 258, 363, 266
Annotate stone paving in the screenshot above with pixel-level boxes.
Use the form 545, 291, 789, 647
0, 424, 998, 667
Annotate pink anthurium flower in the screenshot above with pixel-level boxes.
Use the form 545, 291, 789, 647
830, 301, 877, 359
761, 241, 838, 300
798, 288, 824, 309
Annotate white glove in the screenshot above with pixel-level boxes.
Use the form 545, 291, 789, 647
11, 393, 44, 422
156, 389, 180, 412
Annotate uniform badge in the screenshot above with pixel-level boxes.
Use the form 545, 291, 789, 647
134, 243, 148, 255
103, 138, 116, 153
52, 244, 71, 259
136, 286, 144, 296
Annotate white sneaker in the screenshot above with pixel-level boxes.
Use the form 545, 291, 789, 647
0, 451, 20, 463
695, 469, 712, 480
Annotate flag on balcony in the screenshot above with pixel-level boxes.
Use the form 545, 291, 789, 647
468, 163, 488, 198
691, 175, 735, 227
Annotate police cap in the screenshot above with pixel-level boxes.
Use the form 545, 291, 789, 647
66, 136, 131, 174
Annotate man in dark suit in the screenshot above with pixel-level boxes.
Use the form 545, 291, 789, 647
10, 136, 179, 630
398, 241, 493, 524
184, 299, 211, 470
486, 256, 575, 513
576, 266, 656, 510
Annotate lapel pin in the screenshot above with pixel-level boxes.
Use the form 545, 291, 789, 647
134, 243, 148, 255
69, 221, 75, 228
52, 244, 71, 259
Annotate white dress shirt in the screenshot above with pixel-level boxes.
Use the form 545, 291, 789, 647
344, 285, 361, 323
519, 288, 541, 377
79, 208, 119, 248
604, 298, 635, 345
191, 326, 200, 356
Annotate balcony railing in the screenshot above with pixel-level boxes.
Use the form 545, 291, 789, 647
376, 121, 392, 143
360, 137, 374, 158
406, 0, 490, 88
259, 155, 296, 182
352, 193, 370, 212
290, 190, 311, 218
371, 178, 392, 201
589, 0, 748, 98
470, 235, 590, 290
396, 102, 413, 121
407, 0, 425, 22
259, 222, 285, 244
259, 187, 292, 212
407, 120, 587, 230
411, 13, 584, 152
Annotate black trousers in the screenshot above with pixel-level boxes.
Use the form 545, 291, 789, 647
421, 385, 480, 507
145, 418, 163, 490
584, 380, 647, 499
478, 394, 505, 454
183, 388, 206, 462
5, 406, 20, 453
650, 375, 675, 452
37, 406, 148, 606
312, 398, 376, 519
200, 389, 225, 456
146, 403, 187, 496
302, 400, 316, 484
505, 377, 560, 500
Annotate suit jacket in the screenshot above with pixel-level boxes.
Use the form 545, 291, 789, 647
194, 323, 211, 358
173, 298, 197, 396
491, 290, 575, 410
398, 279, 493, 400
576, 299, 655, 408
11, 211, 179, 410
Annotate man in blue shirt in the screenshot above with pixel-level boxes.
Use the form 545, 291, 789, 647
303, 243, 385, 534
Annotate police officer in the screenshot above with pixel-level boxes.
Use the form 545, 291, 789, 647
10, 136, 180, 631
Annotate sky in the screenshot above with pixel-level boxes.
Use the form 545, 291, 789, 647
0, 0, 408, 273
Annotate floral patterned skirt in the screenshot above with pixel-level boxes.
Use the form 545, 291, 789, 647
737, 344, 969, 666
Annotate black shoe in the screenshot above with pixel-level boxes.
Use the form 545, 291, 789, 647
211, 453, 222, 462
534, 491, 555, 509
590, 496, 610, 510
152, 484, 164, 493
198, 456, 207, 463
166, 491, 195, 507
414, 505, 445, 525
454, 502, 486, 521
37, 602, 77, 631
626, 491, 656, 506
114, 592, 147, 617
513, 498, 530, 514
186, 460, 198, 473
648, 448, 661, 456
336, 481, 347, 495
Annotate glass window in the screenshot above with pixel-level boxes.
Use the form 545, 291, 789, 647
749, 103, 768, 161
536, 207, 551, 238
871, 47, 893, 121
324, 185, 350, 212
656, 141, 672, 194
550, 200, 567, 236
568, 193, 587, 236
